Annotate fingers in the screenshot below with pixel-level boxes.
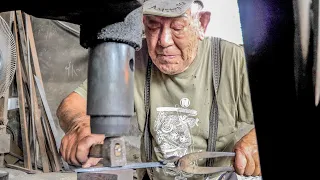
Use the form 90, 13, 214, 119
233, 129, 261, 177
65, 134, 76, 165
234, 148, 261, 176
60, 133, 82, 166
59, 137, 66, 162
76, 134, 105, 164
252, 151, 261, 176
60, 130, 105, 168
243, 150, 255, 176
70, 142, 81, 166
60, 135, 70, 164
82, 158, 102, 168
234, 149, 246, 175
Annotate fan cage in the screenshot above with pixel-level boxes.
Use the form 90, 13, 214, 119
0, 16, 17, 98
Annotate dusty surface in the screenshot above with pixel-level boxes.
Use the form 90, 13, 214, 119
0, 168, 77, 180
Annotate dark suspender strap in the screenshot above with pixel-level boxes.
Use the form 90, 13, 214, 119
213, 37, 221, 94
143, 37, 221, 178
206, 37, 222, 168
144, 57, 153, 163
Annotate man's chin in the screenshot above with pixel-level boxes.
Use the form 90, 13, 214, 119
158, 65, 182, 75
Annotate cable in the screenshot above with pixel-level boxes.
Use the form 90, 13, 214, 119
53, 20, 80, 37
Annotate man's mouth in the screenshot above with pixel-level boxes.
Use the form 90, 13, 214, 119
157, 55, 178, 64
160, 54, 176, 59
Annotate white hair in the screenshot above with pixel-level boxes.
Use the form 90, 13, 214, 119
190, 1, 203, 19
190, 1, 204, 30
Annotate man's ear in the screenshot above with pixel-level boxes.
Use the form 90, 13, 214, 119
199, 11, 211, 33
143, 15, 147, 25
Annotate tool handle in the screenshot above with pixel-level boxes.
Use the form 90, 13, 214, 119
89, 144, 103, 158
178, 166, 235, 175
177, 152, 236, 174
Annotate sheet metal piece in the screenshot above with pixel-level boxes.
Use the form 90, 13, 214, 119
34, 76, 60, 149
34, 75, 70, 171
78, 151, 235, 175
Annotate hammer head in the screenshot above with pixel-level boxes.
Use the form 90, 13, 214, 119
89, 137, 127, 167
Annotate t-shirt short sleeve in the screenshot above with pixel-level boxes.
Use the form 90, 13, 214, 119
74, 79, 88, 99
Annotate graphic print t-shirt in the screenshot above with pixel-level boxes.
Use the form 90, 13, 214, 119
134, 37, 254, 180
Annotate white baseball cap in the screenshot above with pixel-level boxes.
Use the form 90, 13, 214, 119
143, 0, 204, 17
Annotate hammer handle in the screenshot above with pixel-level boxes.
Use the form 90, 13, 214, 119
89, 144, 103, 158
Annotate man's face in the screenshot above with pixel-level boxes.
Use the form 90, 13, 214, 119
143, 10, 201, 75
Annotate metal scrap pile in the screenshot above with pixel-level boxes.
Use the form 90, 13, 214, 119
0, 11, 66, 174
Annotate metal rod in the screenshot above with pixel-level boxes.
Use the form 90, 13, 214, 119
75, 162, 164, 173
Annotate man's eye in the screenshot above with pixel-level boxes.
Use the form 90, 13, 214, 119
173, 27, 183, 31
172, 26, 184, 31
148, 25, 160, 29
147, 21, 161, 29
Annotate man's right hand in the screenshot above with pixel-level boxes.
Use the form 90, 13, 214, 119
59, 121, 105, 168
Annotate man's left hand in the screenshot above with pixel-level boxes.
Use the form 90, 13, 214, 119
233, 128, 261, 176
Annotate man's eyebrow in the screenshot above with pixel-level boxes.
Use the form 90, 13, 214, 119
173, 13, 190, 21
172, 14, 190, 23
145, 15, 161, 21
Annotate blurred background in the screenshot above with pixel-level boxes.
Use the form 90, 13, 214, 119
203, 0, 243, 44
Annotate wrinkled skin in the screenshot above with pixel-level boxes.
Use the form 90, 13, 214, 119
143, 10, 210, 75
57, 92, 105, 168
60, 121, 105, 168
234, 129, 261, 176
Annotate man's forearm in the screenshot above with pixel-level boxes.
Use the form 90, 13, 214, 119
56, 92, 89, 133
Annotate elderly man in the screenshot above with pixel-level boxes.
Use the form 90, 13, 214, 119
57, 0, 261, 179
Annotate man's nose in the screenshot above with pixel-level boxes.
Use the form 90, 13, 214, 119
158, 27, 174, 47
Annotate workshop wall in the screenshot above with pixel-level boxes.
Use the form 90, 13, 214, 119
30, 17, 87, 136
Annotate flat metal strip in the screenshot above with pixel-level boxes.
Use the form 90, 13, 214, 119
34, 75, 60, 149
34, 75, 70, 171
75, 162, 164, 173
